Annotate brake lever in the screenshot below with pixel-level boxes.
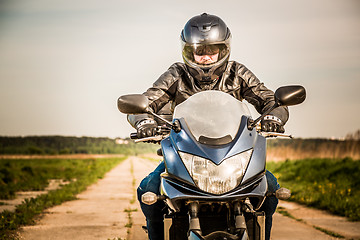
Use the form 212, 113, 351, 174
130, 125, 170, 143
134, 135, 164, 143
260, 132, 293, 138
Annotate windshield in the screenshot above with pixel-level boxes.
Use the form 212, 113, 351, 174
173, 91, 251, 145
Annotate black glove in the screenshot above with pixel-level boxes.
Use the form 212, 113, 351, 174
261, 115, 285, 133
135, 119, 158, 138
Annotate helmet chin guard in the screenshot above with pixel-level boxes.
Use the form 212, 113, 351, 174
184, 55, 229, 84
181, 13, 231, 83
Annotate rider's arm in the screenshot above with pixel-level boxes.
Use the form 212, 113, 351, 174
127, 63, 180, 128
235, 63, 289, 124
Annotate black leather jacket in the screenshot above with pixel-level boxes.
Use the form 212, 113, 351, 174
128, 61, 289, 127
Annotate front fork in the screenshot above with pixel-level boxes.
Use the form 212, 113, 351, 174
188, 202, 201, 235
234, 201, 249, 239
187, 201, 250, 240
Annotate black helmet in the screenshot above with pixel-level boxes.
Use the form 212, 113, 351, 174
181, 13, 231, 84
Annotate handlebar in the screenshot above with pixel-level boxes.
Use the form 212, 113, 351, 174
130, 133, 138, 139
130, 127, 292, 143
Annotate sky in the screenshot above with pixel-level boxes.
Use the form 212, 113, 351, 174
0, 0, 359, 139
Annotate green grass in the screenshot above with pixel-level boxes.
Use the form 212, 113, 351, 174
129, 159, 136, 204
267, 157, 360, 221
0, 158, 100, 199
124, 208, 138, 236
313, 226, 345, 239
276, 206, 302, 222
0, 157, 126, 239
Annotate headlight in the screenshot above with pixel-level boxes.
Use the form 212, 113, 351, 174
179, 149, 253, 194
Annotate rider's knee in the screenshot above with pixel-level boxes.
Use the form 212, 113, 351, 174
266, 170, 280, 193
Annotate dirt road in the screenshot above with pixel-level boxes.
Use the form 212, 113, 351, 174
18, 156, 359, 240
19, 156, 155, 240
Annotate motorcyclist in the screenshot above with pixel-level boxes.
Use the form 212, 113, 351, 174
127, 13, 288, 240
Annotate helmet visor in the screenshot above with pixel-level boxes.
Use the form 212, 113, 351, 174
182, 39, 231, 69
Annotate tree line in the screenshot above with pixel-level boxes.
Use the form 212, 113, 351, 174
0, 136, 158, 155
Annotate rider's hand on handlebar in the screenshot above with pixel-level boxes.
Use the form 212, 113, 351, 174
135, 119, 158, 138
261, 115, 285, 133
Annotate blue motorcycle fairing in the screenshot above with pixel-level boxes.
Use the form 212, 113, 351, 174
161, 173, 267, 212
161, 137, 195, 185
160, 114, 268, 211
242, 132, 266, 184
169, 116, 257, 165
162, 115, 266, 188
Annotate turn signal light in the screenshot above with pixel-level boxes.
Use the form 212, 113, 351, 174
141, 192, 158, 205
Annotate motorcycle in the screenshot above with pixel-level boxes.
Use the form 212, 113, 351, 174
118, 85, 306, 240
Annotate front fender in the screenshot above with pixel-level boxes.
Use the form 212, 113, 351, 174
189, 230, 248, 240
188, 231, 203, 240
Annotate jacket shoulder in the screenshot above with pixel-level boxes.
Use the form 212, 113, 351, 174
151, 62, 186, 88
167, 62, 187, 77
227, 61, 251, 76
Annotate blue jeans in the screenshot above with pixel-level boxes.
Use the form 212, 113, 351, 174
137, 161, 280, 240
260, 170, 280, 240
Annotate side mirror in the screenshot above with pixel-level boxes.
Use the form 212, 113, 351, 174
275, 85, 306, 107
117, 94, 149, 114
248, 85, 306, 130
118, 94, 181, 132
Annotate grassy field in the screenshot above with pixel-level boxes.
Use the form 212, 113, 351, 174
0, 156, 126, 239
267, 157, 360, 221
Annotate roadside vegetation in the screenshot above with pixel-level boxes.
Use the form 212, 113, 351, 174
0, 158, 97, 199
0, 157, 126, 239
267, 157, 360, 221
267, 138, 360, 161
